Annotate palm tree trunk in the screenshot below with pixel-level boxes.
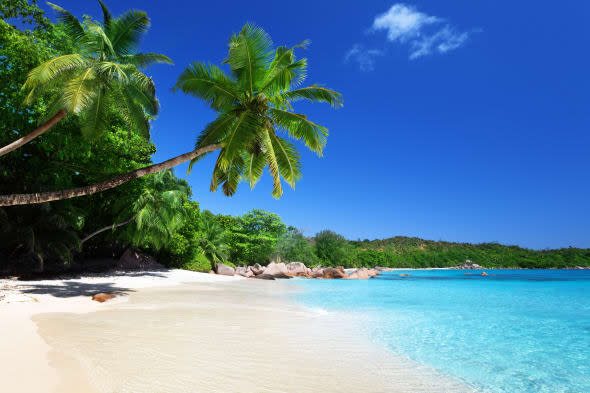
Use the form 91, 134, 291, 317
0, 109, 68, 157
0, 143, 222, 206
81, 216, 135, 244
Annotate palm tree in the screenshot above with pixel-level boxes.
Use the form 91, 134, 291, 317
0, 23, 342, 206
197, 212, 229, 271
0, 0, 172, 157
176, 24, 343, 198
81, 170, 189, 250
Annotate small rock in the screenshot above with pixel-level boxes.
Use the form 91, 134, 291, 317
253, 274, 276, 280
216, 263, 235, 276
251, 263, 265, 275
322, 267, 347, 279
92, 293, 115, 303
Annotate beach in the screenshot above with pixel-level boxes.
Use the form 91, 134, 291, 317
1, 270, 472, 393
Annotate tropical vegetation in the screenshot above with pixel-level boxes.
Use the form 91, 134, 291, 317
1, 2, 588, 275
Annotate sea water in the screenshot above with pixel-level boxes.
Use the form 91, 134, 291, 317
295, 269, 590, 393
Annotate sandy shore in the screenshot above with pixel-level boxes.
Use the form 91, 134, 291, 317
0, 270, 241, 393
1, 270, 473, 393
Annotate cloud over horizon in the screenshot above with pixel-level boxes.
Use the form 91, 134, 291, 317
346, 3, 477, 70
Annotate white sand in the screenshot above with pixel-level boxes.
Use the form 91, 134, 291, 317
1, 270, 473, 393
0, 270, 241, 393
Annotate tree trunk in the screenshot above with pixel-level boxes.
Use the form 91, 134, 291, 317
0, 109, 68, 157
81, 216, 135, 244
0, 143, 222, 206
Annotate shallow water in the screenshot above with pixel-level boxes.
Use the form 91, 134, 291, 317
34, 280, 472, 393
295, 269, 590, 393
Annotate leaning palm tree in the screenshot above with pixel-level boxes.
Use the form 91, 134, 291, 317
81, 170, 189, 250
0, 23, 341, 206
197, 212, 229, 271
0, 0, 172, 157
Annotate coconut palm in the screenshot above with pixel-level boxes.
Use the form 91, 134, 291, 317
81, 169, 189, 250
197, 212, 229, 271
0, 0, 172, 157
0, 23, 342, 206
176, 24, 343, 197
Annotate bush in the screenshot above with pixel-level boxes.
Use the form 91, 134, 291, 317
179, 254, 212, 272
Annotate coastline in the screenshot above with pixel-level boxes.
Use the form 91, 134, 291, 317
0, 270, 242, 393
1, 270, 474, 393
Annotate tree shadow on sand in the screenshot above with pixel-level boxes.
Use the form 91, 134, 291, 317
17, 280, 134, 298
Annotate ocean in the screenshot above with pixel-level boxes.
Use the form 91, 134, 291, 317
295, 269, 590, 393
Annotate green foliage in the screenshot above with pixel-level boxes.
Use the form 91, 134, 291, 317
314, 230, 355, 267
176, 24, 342, 199
180, 253, 212, 273
0, 0, 51, 29
196, 211, 229, 270
20, 1, 172, 140
113, 170, 190, 250
276, 227, 318, 265
0, 202, 82, 272
220, 209, 286, 265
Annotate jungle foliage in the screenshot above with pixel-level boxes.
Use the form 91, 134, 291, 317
1, 2, 588, 274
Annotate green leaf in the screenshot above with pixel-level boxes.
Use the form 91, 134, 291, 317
226, 23, 273, 94
174, 62, 239, 111
270, 108, 328, 155
47, 2, 85, 43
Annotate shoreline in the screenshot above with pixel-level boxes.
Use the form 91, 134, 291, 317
1, 269, 474, 393
0, 270, 242, 393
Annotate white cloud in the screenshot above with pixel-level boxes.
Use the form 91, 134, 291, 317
346, 3, 477, 68
345, 45, 384, 71
372, 3, 440, 42
409, 26, 470, 59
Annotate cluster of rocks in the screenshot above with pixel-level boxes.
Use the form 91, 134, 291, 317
215, 262, 381, 280
450, 260, 484, 270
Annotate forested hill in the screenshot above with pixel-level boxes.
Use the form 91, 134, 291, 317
344, 236, 590, 269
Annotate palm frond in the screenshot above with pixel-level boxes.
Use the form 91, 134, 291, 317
218, 110, 261, 169
226, 23, 273, 94
187, 113, 236, 174
97, 0, 112, 35
82, 22, 116, 58
281, 85, 343, 108
22, 54, 87, 104
81, 87, 108, 138
125, 71, 159, 115
95, 61, 129, 83
261, 127, 283, 198
243, 151, 267, 189
108, 9, 150, 55
120, 87, 150, 138
121, 53, 173, 68
267, 130, 302, 187
210, 154, 245, 196
174, 62, 239, 112
270, 108, 328, 155
47, 2, 86, 43
60, 67, 97, 113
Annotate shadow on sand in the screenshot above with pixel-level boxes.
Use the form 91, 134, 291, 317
11, 270, 173, 298
17, 280, 135, 298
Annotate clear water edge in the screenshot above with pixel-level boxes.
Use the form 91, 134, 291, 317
293, 269, 590, 393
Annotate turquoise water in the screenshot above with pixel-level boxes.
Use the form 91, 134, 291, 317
295, 269, 590, 393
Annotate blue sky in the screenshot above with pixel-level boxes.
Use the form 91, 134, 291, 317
39, 1, 590, 249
